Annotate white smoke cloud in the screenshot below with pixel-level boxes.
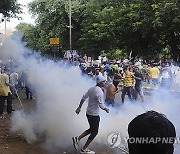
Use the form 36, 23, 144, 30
0, 32, 180, 153
98, 89, 180, 153
0, 33, 92, 149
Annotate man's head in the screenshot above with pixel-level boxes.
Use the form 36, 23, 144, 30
134, 66, 140, 73
128, 111, 176, 154
1, 68, 9, 74
95, 68, 101, 75
123, 66, 129, 74
96, 75, 106, 87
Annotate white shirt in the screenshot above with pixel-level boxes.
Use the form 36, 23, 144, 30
82, 86, 105, 116
162, 71, 170, 79
174, 68, 180, 84
10, 72, 19, 85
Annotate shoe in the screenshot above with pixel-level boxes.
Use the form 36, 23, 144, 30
72, 136, 79, 150
7, 109, 15, 114
80, 149, 95, 154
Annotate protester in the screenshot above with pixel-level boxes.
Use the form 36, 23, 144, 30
113, 70, 122, 90
159, 64, 172, 89
105, 80, 120, 107
10, 71, 19, 98
94, 68, 103, 78
0, 68, 13, 116
174, 67, 180, 87
133, 67, 144, 102
72, 76, 109, 154
150, 64, 160, 85
25, 85, 33, 100
121, 67, 135, 103
25, 80, 33, 100
128, 111, 176, 154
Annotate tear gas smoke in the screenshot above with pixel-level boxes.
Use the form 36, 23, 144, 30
0, 33, 180, 153
0, 33, 93, 149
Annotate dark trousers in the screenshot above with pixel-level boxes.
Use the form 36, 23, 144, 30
85, 114, 100, 141
25, 86, 33, 99
121, 86, 133, 103
134, 85, 143, 100
0, 93, 12, 115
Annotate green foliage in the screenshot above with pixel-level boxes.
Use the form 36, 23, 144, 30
0, 0, 22, 18
16, 0, 180, 59
16, 23, 40, 51
101, 49, 127, 60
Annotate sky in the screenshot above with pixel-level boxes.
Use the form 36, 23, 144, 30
0, 0, 35, 33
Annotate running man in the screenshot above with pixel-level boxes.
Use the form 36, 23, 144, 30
72, 76, 109, 154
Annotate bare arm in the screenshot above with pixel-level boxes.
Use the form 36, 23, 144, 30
75, 99, 85, 114
132, 74, 142, 80
99, 104, 109, 113
113, 88, 120, 95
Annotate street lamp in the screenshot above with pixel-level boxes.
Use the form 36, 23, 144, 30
1, 16, 7, 38
4, 16, 6, 38
69, 0, 72, 51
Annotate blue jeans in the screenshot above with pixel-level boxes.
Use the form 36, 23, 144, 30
105, 99, 115, 107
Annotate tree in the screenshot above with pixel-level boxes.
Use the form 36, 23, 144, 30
152, 1, 180, 59
16, 0, 180, 60
0, 0, 22, 18
16, 23, 40, 51
21, 0, 89, 56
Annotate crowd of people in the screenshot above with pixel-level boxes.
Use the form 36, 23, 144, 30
1, 55, 178, 103
0, 65, 33, 118
69, 54, 180, 106
69, 55, 180, 154
71, 54, 179, 154
0, 55, 179, 154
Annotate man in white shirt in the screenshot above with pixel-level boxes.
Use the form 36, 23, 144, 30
10, 71, 19, 98
174, 67, 180, 87
72, 76, 109, 154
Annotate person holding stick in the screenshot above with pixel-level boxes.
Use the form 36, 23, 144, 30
0, 68, 13, 116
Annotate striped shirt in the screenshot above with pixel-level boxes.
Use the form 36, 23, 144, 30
124, 71, 134, 87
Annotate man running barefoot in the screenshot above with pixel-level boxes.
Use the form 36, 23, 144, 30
72, 76, 109, 154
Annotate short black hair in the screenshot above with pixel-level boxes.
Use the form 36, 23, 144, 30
2, 67, 9, 73
128, 111, 176, 154
123, 66, 129, 71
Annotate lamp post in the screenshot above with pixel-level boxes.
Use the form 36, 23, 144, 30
69, 0, 72, 51
4, 16, 6, 38
1, 16, 7, 38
